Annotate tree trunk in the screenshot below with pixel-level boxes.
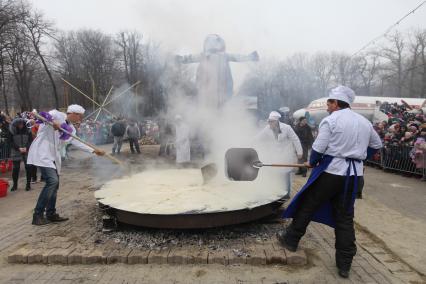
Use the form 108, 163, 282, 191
35, 44, 59, 108
0, 53, 9, 114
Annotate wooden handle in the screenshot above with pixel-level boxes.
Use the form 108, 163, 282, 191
33, 112, 124, 166
262, 164, 307, 168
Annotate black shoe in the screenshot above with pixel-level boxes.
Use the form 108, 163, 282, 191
46, 213, 69, 222
295, 172, 302, 175
11, 185, 17, 192
32, 214, 51, 226
338, 269, 349, 278
25, 184, 31, 191
276, 230, 297, 252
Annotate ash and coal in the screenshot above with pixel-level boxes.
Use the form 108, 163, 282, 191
92, 207, 288, 255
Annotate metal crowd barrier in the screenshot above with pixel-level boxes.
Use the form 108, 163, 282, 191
366, 145, 426, 180
0, 140, 11, 162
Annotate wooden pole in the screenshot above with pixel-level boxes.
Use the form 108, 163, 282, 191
94, 86, 114, 122
32, 111, 124, 166
61, 78, 116, 117
103, 81, 141, 108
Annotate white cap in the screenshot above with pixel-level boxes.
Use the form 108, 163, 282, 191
175, 114, 182, 120
268, 111, 281, 121
329, 86, 355, 105
67, 104, 85, 114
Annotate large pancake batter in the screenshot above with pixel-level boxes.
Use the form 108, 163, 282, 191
95, 168, 288, 215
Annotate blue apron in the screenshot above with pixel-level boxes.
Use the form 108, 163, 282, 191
282, 155, 359, 228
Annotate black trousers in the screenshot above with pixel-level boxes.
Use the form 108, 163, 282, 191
297, 144, 310, 175
129, 138, 140, 153
285, 172, 362, 271
12, 157, 31, 187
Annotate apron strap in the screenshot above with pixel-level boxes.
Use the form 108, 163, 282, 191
343, 158, 361, 213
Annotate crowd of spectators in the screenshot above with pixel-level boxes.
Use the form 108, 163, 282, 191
1, 110, 160, 161
372, 103, 426, 175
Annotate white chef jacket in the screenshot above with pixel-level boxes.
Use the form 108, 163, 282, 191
255, 122, 303, 164
27, 110, 93, 174
312, 108, 382, 176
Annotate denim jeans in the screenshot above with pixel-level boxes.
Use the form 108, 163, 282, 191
34, 167, 59, 216
112, 136, 123, 153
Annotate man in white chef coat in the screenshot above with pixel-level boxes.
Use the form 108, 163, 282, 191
28, 104, 105, 226
255, 111, 303, 198
280, 86, 382, 278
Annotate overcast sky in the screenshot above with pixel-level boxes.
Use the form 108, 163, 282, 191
29, 0, 426, 87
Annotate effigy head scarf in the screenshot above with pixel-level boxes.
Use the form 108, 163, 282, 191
203, 34, 226, 55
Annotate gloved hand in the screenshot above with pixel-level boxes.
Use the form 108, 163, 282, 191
59, 122, 73, 140
36, 112, 53, 124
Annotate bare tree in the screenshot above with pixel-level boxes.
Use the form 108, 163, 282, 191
116, 31, 142, 85
23, 9, 59, 108
414, 30, 426, 98
6, 26, 38, 111
379, 32, 408, 97
310, 52, 336, 96
357, 54, 379, 96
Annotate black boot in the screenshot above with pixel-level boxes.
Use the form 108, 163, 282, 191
25, 183, 31, 191
276, 230, 297, 252
46, 213, 69, 222
338, 269, 349, 278
32, 214, 50, 226
11, 184, 17, 192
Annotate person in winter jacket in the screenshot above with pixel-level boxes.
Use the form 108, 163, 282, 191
125, 120, 141, 154
110, 118, 126, 155
9, 118, 33, 191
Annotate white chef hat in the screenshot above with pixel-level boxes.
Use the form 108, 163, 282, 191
329, 86, 355, 105
268, 111, 281, 121
67, 104, 85, 114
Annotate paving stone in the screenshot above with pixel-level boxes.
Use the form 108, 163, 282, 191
48, 237, 74, 249
27, 248, 44, 264
106, 248, 132, 264
284, 249, 307, 265
228, 250, 246, 265
68, 248, 90, 264
186, 247, 208, 264
245, 246, 266, 266
41, 248, 56, 264
351, 266, 377, 283
82, 249, 104, 264
47, 246, 77, 264
369, 272, 393, 284
148, 247, 170, 264
264, 244, 286, 265
167, 247, 187, 264
225, 240, 246, 265
7, 247, 33, 263
270, 241, 307, 266
127, 249, 150, 264
353, 257, 379, 274
208, 249, 229, 265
